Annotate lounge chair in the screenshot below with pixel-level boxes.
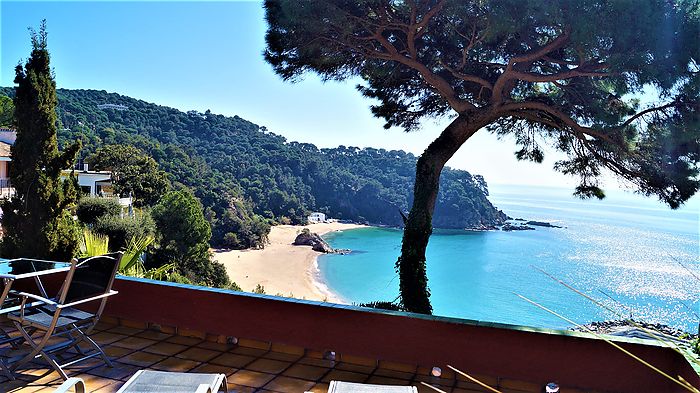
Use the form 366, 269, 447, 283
116, 370, 228, 393
328, 381, 418, 392
8, 252, 123, 380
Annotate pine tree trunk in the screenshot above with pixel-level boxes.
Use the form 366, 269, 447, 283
397, 113, 491, 314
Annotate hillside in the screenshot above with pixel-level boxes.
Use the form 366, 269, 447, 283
0, 87, 507, 247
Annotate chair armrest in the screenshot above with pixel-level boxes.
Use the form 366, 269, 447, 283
53, 377, 86, 393
15, 292, 57, 306
57, 290, 118, 309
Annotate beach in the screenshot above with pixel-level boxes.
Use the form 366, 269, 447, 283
213, 222, 365, 302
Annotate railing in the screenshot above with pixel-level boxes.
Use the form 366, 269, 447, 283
0, 178, 14, 198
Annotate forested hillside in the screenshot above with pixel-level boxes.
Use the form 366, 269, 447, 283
0, 87, 507, 248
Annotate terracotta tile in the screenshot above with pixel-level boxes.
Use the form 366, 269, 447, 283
95, 321, 118, 331
143, 341, 189, 356
198, 340, 234, 352
414, 374, 456, 389
154, 324, 177, 335
137, 329, 173, 341
340, 354, 376, 367
378, 360, 417, 374
335, 362, 375, 374
92, 332, 128, 345
451, 387, 489, 393
190, 363, 238, 376
228, 369, 276, 388
106, 326, 143, 336
305, 350, 325, 359
117, 351, 166, 368
85, 361, 142, 381
270, 342, 305, 356
263, 375, 315, 392
373, 368, 415, 380
175, 347, 221, 362
297, 357, 336, 368
100, 315, 119, 326
365, 375, 412, 386
150, 357, 201, 372
167, 335, 203, 346
263, 351, 302, 362
103, 345, 134, 358
92, 381, 124, 393
229, 345, 268, 357
178, 327, 207, 340
307, 382, 331, 393
111, 336, 157, 350
246, 358, 291, 374
282, 363, 331, 381
209, 352, 257, 368
119, 319, 148, 330
321, 369, 369, 384
226, 383, 256, 393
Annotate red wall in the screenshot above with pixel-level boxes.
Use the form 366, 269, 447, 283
99, 277, 700, 393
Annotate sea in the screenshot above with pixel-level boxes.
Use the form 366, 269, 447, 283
318, 184, 700, 332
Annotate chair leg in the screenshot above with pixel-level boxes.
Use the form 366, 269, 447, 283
78, 329, 113, 368
11, 321, 53, 371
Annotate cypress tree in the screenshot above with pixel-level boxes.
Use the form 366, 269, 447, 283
1, 21, 82, 260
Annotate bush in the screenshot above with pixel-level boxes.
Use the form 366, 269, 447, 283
356, 301, 404, 311
76, 197, 121, 225
93, 213, 156, 251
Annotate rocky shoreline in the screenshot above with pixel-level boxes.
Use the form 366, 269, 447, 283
293, 228, 351, 254
572, 319, 698, 341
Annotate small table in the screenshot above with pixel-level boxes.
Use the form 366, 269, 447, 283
0, 258, 72, 315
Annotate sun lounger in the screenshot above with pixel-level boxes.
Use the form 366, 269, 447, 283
328, 381, 418, 392
116, 370, 228, 393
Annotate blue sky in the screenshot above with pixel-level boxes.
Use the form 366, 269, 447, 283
0, 0, 686, 199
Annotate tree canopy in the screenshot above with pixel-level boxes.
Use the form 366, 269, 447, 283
265, 0, 699, 206
0, 95, 13, 128
264, 0, 699, 313
1, 21, 81, 260
88, 144, 171, 206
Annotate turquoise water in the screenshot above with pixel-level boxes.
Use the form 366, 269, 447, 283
318, 185, 700, 331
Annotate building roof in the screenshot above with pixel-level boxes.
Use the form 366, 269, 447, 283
0, 141, 11, 158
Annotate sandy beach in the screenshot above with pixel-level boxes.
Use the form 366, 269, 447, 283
213, 222, 365, 302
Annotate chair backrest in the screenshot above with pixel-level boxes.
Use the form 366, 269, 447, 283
63, 252, 122, 303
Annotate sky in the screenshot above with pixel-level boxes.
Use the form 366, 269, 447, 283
0, 0, 689, 199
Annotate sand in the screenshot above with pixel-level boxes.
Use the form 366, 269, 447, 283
213, 222, 365, 303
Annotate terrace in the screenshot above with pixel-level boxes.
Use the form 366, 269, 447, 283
2, 276, 699, 393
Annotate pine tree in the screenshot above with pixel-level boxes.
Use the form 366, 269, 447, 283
1, 21, 82, 260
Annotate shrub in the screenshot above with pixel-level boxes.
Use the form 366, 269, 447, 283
93, 212, 156, 251
76, 197, 121, 225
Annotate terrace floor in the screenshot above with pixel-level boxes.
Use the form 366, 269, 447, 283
0, 319, 529, 393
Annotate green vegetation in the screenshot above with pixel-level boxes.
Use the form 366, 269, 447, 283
0, 87, 505, 250
0, 95, 13, 128
264, 0, 700, 314
151, 190, 230, 288
76, 197, 121, 225
93, 213, 156, 252
88, 144, 171, 206
0, 22, 82, 260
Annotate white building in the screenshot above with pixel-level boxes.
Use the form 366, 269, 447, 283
63, 163, 113, 197
307, 212, 326, 223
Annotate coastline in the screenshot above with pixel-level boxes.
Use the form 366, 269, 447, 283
213, 222, 366, 303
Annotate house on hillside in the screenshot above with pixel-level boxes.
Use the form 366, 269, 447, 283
307, 212, 326, 223
0, 129, 15, 198
0, 131, 131, 213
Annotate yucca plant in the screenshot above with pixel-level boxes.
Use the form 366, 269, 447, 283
79, 229, 109, 257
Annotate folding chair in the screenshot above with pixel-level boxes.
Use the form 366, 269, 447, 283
7, 252, 122, 380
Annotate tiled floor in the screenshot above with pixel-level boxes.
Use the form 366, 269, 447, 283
0, 321, 529, 393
